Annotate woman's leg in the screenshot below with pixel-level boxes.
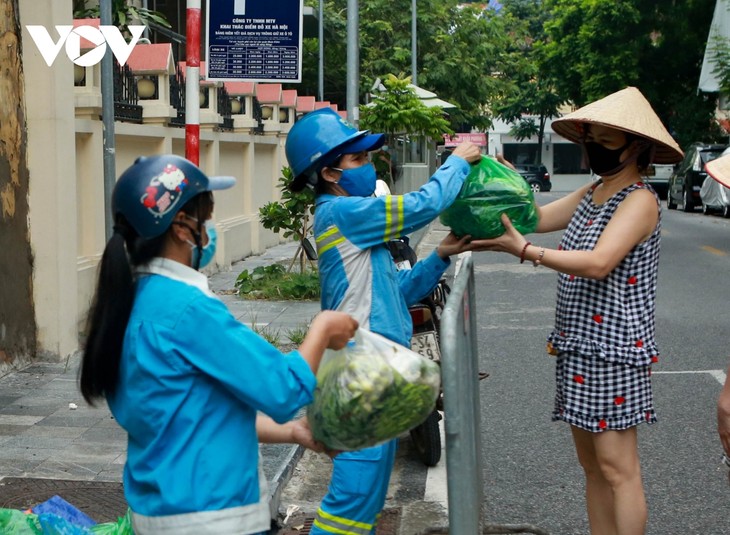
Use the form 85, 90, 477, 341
571, 426, 617, 535
571, 426, 647, 535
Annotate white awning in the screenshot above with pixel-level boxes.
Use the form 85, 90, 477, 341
699, 0, 730, 93
370, 78, 457, 109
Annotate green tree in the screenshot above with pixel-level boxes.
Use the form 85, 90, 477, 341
258, 167, 316, 274
294, 0, 516, 130
541, 0, 721, 149
359, 73, 453, 142
73, 0, 171, 37
492, 0, 563, 163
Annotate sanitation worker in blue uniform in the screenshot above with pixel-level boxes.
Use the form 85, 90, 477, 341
79, 154, 358, 535
285, 109, 481, 534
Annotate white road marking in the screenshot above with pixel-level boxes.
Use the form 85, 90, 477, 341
423, 420, 449, 509
652, 369, 726, 385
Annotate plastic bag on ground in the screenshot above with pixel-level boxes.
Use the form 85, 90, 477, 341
0, 509, 42, 534
89, 509, 133, 534
440, 155, 539, 239
32, 496, 96, 529
308, 328, 441, 450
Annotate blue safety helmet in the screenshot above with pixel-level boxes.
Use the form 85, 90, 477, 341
285, 108, 384, 191
112, 154, 235, 239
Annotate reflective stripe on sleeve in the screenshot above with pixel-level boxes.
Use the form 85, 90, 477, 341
312, 508, 373, 535
384, 195, 404, 241
316, 226, 346, 255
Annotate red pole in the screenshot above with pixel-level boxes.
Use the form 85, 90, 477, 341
185, 0, 201, 165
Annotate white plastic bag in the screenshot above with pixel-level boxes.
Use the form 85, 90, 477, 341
308, 328, 441, 450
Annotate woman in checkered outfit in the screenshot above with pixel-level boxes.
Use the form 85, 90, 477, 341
472, 87, 684, 535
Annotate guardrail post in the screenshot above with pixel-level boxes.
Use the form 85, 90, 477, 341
441, 255, 483, 533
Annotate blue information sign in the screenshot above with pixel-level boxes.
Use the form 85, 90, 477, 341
206, 0, 302, 82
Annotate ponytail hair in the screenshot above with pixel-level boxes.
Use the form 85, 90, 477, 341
79, 192, 214, 404
80, 217, 158, 404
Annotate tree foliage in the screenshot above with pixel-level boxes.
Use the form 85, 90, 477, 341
542, 0, 722, 149
359, 74, 452, 142
73, 0, 171, 37
258, 167, 316, 273
295, 0, 515, 130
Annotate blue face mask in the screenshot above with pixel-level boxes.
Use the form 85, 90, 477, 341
333, 163, 377, 197
188, 220, 217, 269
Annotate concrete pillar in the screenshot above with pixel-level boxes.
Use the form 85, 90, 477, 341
20, 0, 80, 360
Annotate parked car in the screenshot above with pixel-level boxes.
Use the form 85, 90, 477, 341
514, 163, 552, 192
642, 163, 675, 200
700, 146, 730, 218
667, 142, 727, 212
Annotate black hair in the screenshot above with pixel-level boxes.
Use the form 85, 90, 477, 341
313, 154, 343, 195
79, 192, 214, 404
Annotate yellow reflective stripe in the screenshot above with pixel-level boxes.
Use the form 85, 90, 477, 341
396, 195, 404, 237
384, 195, 393, 241
384, 195, 404, 241
313, 508, 373, 534
316, 226, 345, 255
311, 519, 362, 535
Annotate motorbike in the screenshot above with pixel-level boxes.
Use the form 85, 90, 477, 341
386, 236, 448, 467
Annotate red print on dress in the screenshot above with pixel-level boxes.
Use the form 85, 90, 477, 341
628, 276, 637, 285
592, 314, 603, 324
614, 396, 626, 406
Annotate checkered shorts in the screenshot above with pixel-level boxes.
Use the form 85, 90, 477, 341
552, 351, 656, 432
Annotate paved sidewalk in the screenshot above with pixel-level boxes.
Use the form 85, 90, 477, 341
0, 223, 436, 523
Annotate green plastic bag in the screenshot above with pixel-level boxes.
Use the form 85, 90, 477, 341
89, 509, 133, 535
308, 329, 440, 451
0, 509, 42, 534
440, 156, 539, 239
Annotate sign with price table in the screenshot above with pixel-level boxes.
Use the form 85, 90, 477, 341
206, 0, 302, 82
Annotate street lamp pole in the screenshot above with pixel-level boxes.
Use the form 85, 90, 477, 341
411, 0, 417, 86
100, 0, 116, 241
346, 0, 359, 124
319, 0, 324, 101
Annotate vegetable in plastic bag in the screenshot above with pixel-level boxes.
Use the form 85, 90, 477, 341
440, 155, 538, 239
308, 329, 440, 451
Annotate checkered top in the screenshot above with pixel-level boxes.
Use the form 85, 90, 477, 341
547, 182, 661, 367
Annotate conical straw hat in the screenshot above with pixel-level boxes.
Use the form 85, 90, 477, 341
552, 87, 684, 164
705, 152, 730, 188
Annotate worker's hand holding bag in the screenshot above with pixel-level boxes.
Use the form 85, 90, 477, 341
308, 329, 440, 451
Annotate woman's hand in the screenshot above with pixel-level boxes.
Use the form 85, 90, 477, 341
311, 311, 358, 350
436, 232, 473, 259
291, 417, 340, 458
299, 312, 357, 373
467, 214, 529, 258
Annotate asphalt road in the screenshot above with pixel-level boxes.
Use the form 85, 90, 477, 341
470, 193, 730, 535
279, 192, 730, 535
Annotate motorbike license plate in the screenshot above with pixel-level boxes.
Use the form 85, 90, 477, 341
411, 331, 441, 361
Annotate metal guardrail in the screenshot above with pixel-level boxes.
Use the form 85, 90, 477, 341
438, 255, 550, 535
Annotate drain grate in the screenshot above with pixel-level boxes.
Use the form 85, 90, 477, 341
0, 478, 127, 523
279, 508, 401, 535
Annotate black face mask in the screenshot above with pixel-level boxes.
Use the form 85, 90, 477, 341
584, 141, 631, 176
